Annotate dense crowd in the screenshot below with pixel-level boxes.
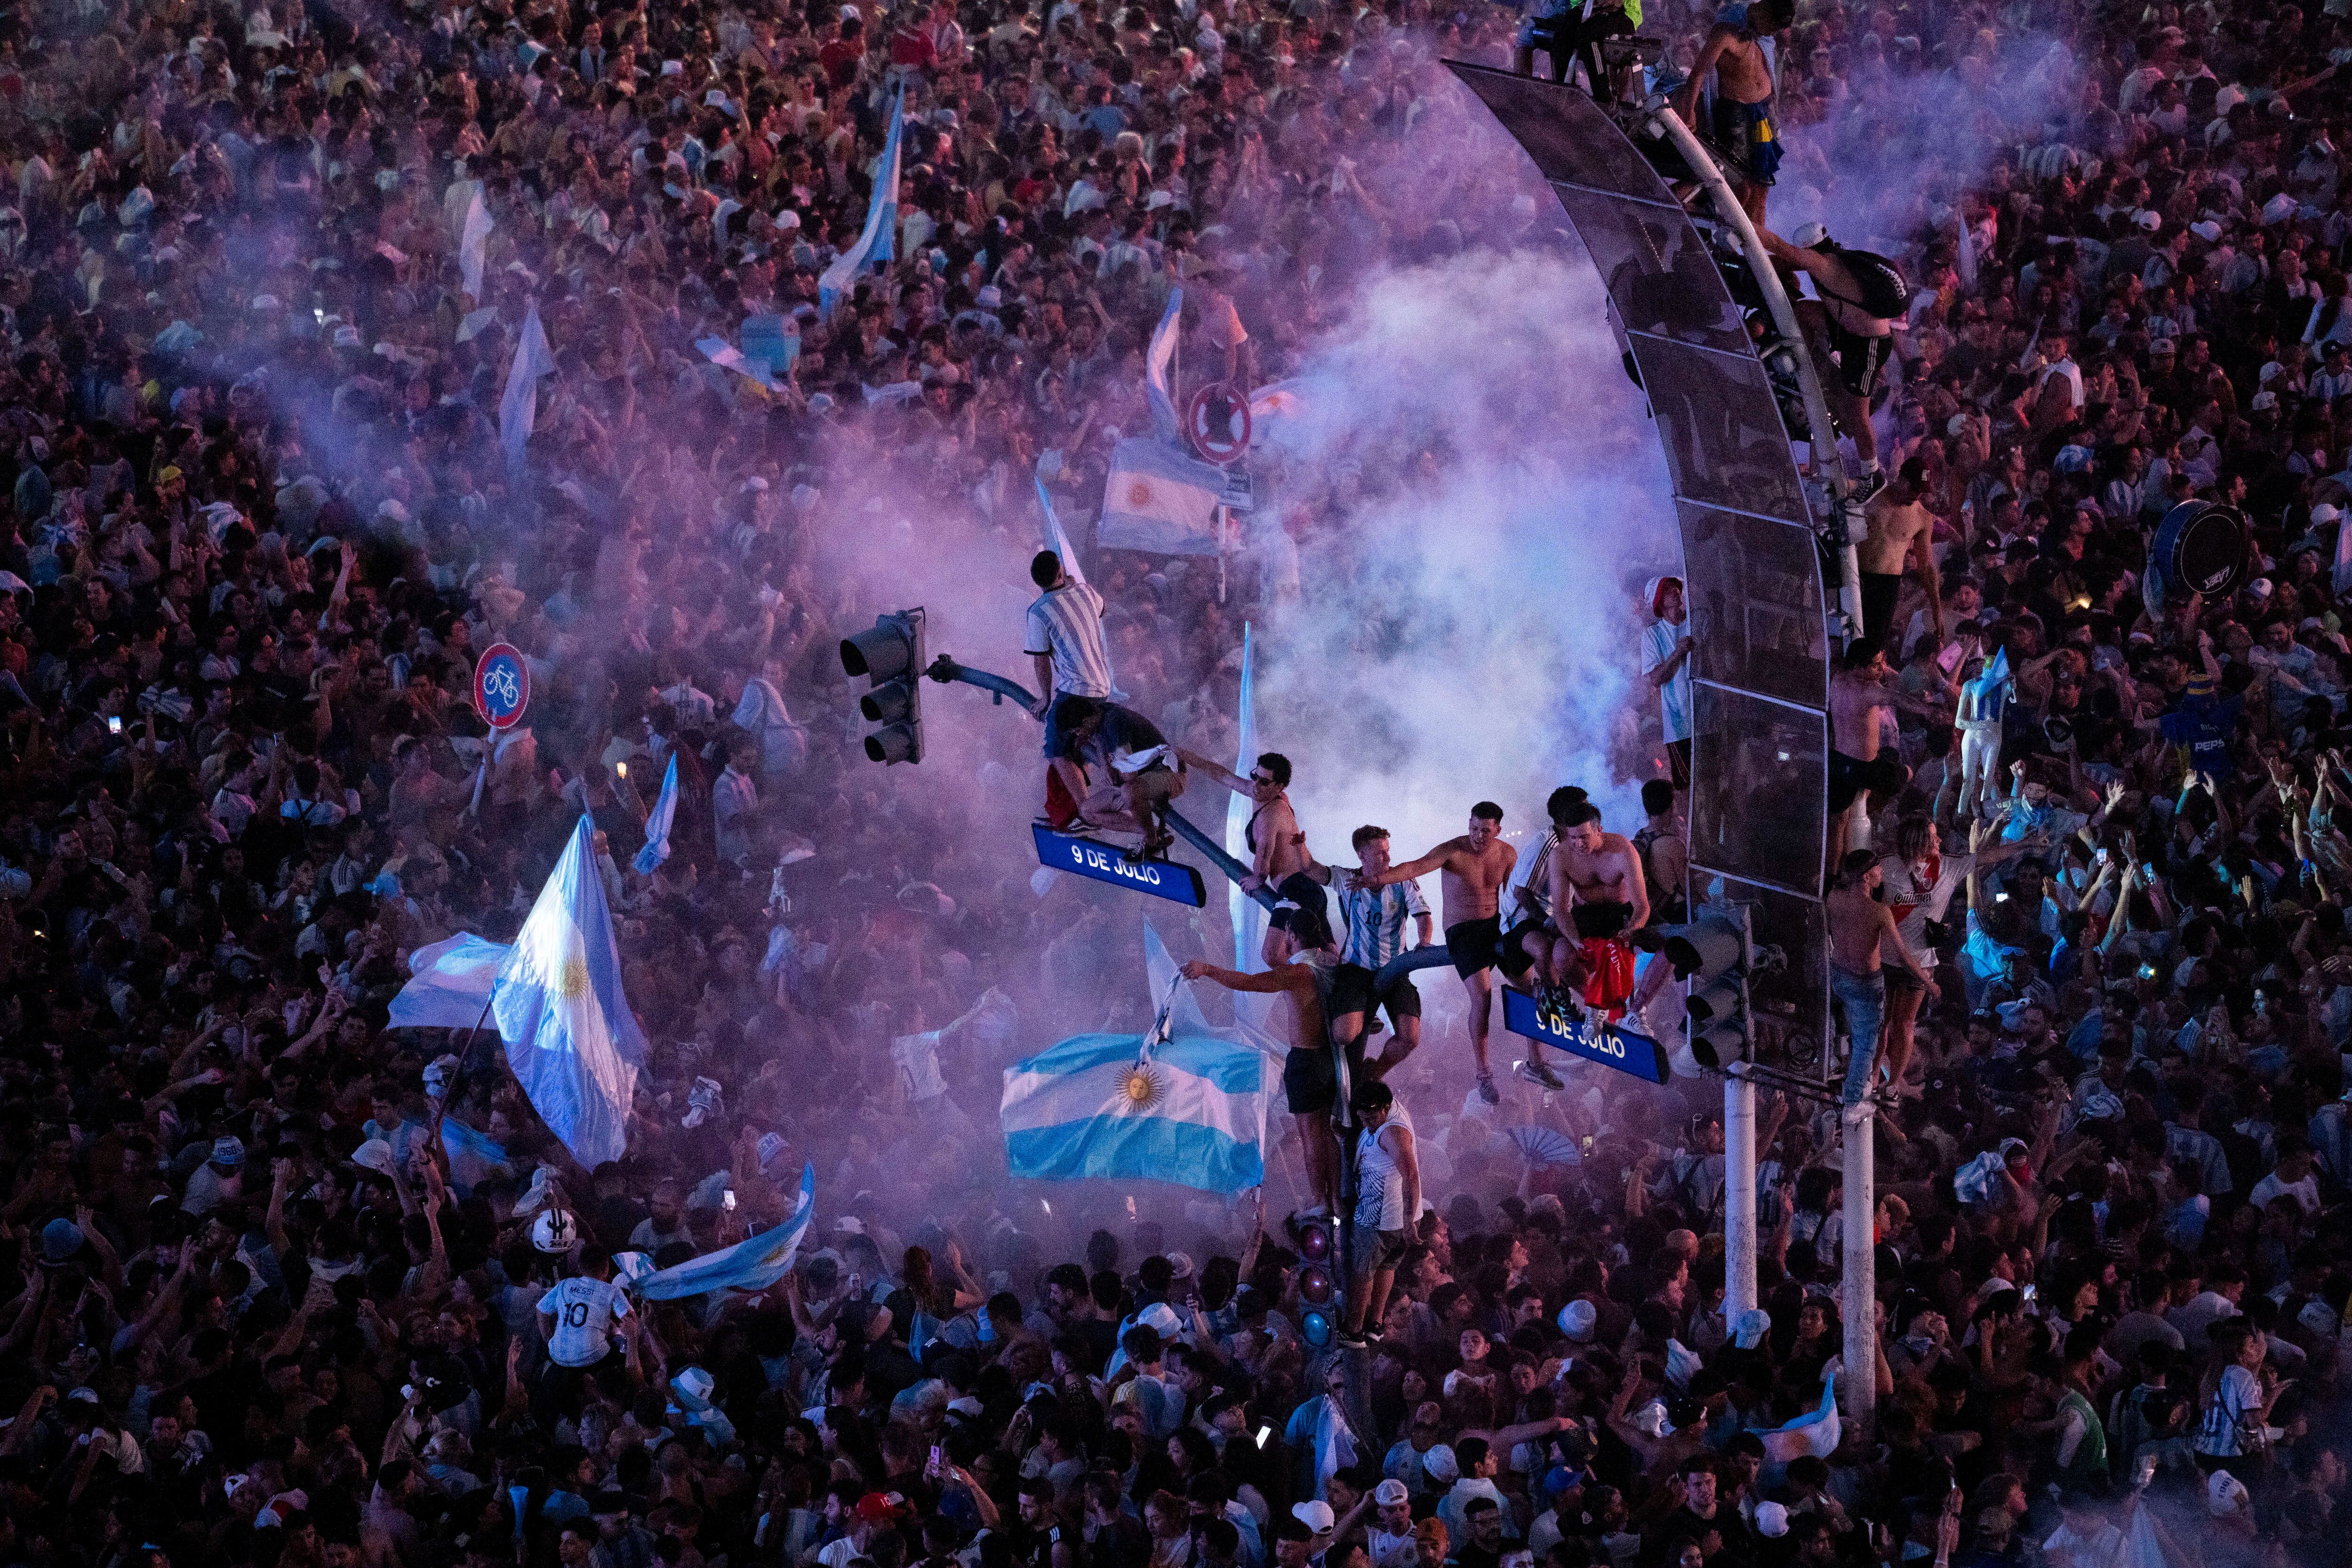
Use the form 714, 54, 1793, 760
3, 8, 2352, 1568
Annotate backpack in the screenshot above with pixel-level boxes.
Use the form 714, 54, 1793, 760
1829, 245, 1911, 321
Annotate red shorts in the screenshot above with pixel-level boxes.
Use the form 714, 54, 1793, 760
1580, 938, 1636, 1018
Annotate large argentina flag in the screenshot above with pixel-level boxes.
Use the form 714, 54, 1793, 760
1002, 1033, 1266, 1194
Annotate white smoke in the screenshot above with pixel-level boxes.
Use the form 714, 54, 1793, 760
1248, 243, 1682, 878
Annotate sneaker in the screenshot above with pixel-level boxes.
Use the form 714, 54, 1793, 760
1849, 466, 1886, 502
1477, 1071, 1502, 1106
1517, 1057, 1567, 1091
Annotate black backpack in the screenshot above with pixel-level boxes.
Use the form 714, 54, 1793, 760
1829, 244, 1912, 321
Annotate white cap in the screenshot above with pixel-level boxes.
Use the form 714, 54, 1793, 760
1293, 1503, 1335, 1534
1789, 221, 1828, 248
352, 1139, 396, 1175
1557, 1299, 1598, 1342
1422, 1446, 1460, 1483
2312, 504, 2342, 525
1734, 1308, 1772, 1349
1757, 1504, 1790, 1538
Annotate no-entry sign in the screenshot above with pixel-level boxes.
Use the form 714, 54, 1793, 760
1185, 382, 1252, 466
474, 642, 531, 730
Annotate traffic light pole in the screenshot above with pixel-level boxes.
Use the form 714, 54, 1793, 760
1723, 905, 1757, 1324
1841, 1100, 1876, 1428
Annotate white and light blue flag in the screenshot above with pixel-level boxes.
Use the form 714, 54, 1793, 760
499, 301, 556, 462
818, 91, 904, 310
493, 816, 647, 1167
1001, 1030, 1267, 1194
1099, 437, 1226, 555
1145, 287, 1183, 443
389, 932, 509, 1030
634, 753, 679, 874
635, 1164, 816, 1299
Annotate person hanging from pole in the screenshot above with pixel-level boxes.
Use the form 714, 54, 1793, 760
1759, 223, 1911, 492
1182, 901, 1344, 1218
1825, 849, 1939, 1105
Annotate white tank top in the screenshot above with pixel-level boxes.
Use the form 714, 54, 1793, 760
1355, 1107, 1414, 1232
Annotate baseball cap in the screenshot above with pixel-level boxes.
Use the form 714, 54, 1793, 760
1733, 1308, 1772, 1349
854, 1494, 902, 1524
1422, 1445, 1460, 1484
1557, 1299, 1598, 1342
211, 1136, 246, 1167
1374, 1481, 1410, 1507
1757, 1504, 1790, 1538
1293, 1503, 1336, 1534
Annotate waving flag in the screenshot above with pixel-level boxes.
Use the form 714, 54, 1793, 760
439, 1119, 509, 1196
1001, 1032, 1268, 1194
389, 932, 510, 1030
634, 753, 679, 874
635, 1164, 816, 1299
1037, 469, 1088, 584
499, 301, 556, 462
1100, 437, 1227, 555
818, 91, 904, 311
1227, 623, 1265, 973
1752, 1363, 1841, 1463
1146, 286, 1184, 443
459, 185, 493, 301
493, 816, 647, 1167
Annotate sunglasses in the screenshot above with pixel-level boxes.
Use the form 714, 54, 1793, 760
1249, 772, 1274, 784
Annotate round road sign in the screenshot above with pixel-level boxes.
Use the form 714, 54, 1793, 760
1185, 381, 1252, 466
474, 642, 531, 731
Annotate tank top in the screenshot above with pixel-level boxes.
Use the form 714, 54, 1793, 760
1355, 1108, 1413, 1232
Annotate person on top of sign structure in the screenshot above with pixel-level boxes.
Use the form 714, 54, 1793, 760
1180, 747, 1329, 963
1304, 825, 1435, 1083
1344, 803, 1518, 1106
1044, 697, 1186, 861
1025, 549, 1115, 804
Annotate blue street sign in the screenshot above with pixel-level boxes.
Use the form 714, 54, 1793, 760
1502, 988, 1672, 1085
1032, 824, 1206, 907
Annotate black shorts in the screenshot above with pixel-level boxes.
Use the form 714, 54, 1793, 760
1498, 919, 1547, 980
1826, 319, 1892, 399
1282, 1046, 1337, 1116
1331, 963, 1422, 1022
1828, 748, 1906, 813
1445, 916, 1502, 977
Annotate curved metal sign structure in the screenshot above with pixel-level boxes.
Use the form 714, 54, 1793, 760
1446, 63, 1831, 1034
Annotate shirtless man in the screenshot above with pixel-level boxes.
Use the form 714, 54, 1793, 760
1761, 224, 1905, 475
1524, 803, 1654, 1078
1181, 907, 1344, 1214
1672, 0, 1790, 227
1350, 802, 1516, 1105
1182, 747, 1323, 966
1828, 640, 1940, 856
1856, 458, 1941, 654
1825, 849, 1938, 1105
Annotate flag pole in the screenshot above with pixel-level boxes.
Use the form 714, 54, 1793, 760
428, 983, 498, 1167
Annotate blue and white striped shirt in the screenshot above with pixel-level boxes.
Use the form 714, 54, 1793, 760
1024, 579, 1115, 700
1337, 878, 1428, 969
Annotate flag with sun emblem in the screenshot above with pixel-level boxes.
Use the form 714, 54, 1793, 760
1098, 437, 1228, 555
494, 816, 648, 1166
1001, 1032, 1267, 1194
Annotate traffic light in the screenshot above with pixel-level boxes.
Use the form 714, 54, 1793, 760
1658, 905, 1751, 1070
840, 609, 926, 764
1296, 1214, 1340, 1347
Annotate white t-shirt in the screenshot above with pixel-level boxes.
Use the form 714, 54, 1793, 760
1642, 618, 1692, 743
539, 1277, 632, 1367
2249, 1170, 2321, 1216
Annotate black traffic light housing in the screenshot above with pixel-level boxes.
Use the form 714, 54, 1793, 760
1658, 906, 1751, 1070
840, 608, 927, 764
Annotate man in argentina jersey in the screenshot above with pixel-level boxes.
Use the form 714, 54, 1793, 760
1315, 825, 1434, 1079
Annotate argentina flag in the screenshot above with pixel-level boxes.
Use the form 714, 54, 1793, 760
635, 1164, 816, 1300
1001, 1033, 1267, 1195
494, 816, 648, 1167
818, 91, 904, 310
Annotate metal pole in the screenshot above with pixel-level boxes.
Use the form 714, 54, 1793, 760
1724, 904, 1758, 1323
1839, 1101, 1877, 1427
1639, 105, 1863, 644
1724, 1073, 1757, 1323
